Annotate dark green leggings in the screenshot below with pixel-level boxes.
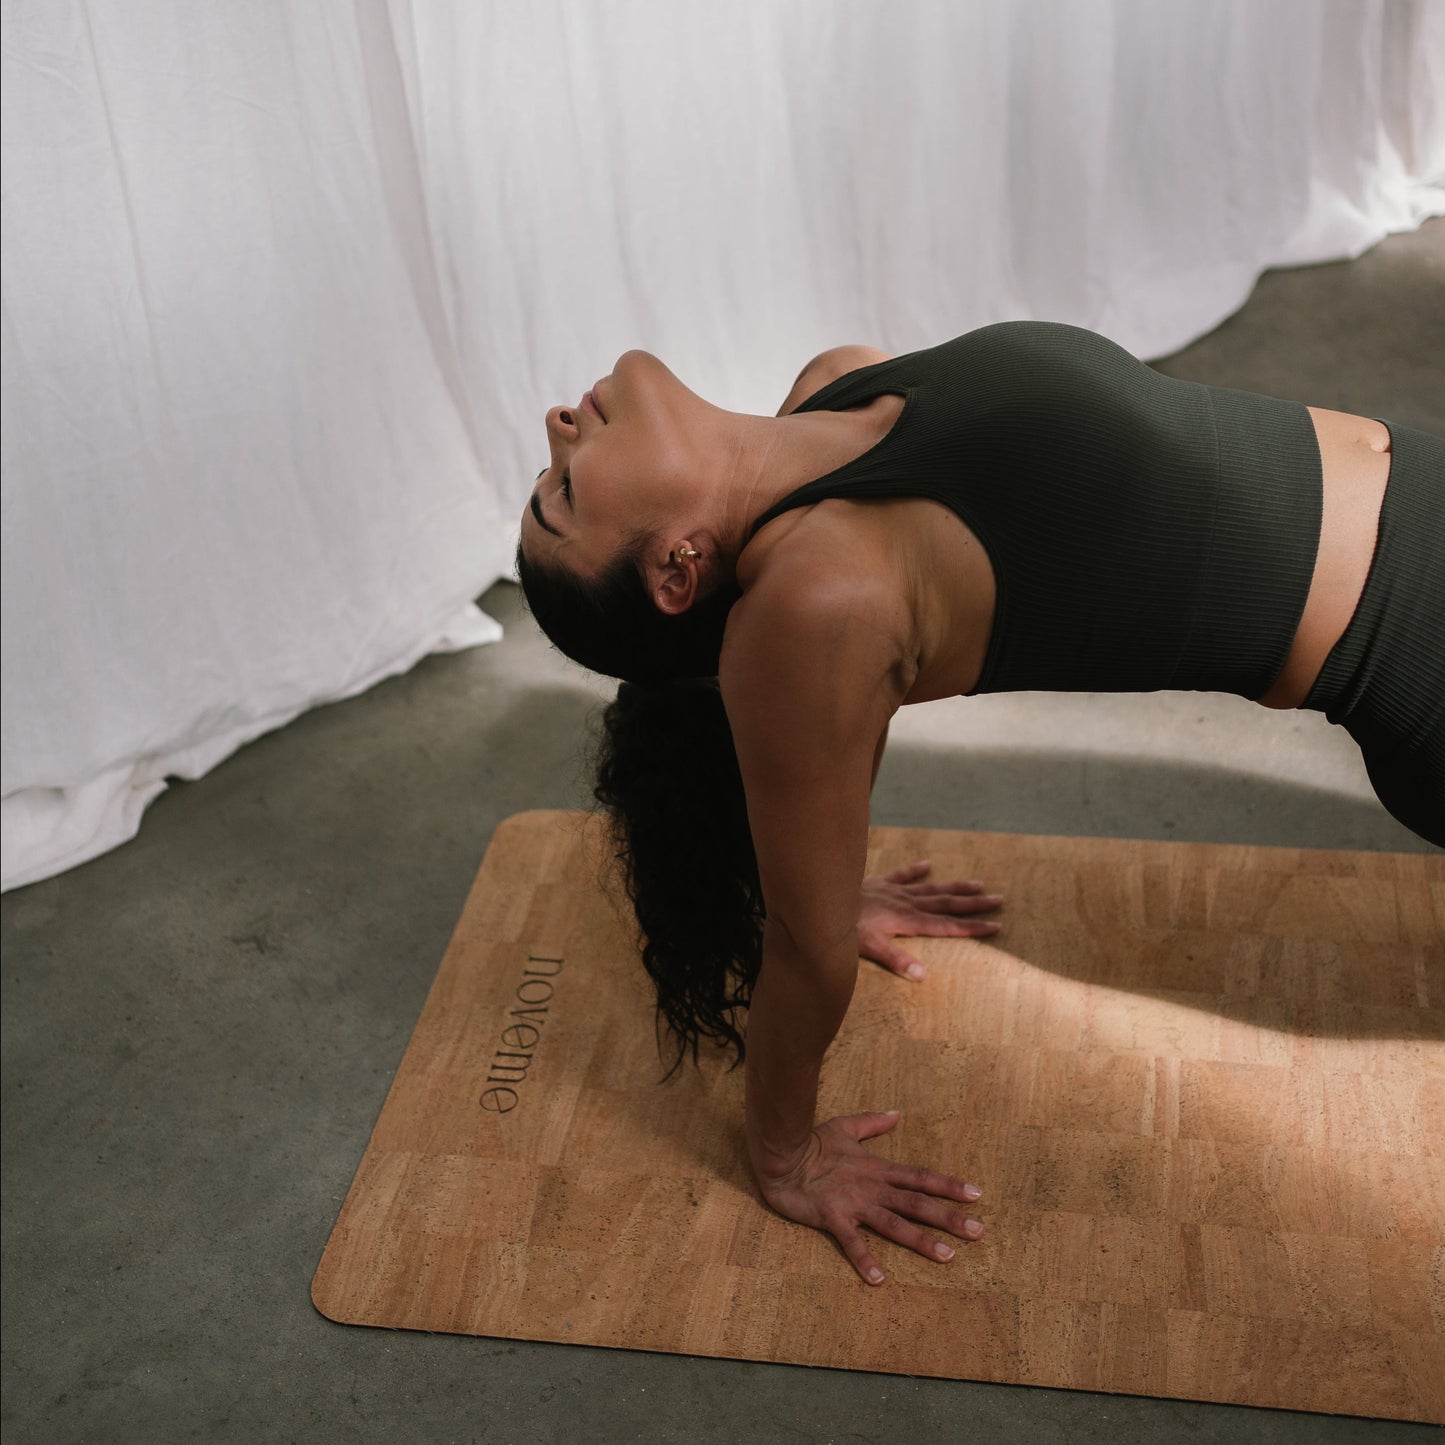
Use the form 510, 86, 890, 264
1302, 418, 1444, 848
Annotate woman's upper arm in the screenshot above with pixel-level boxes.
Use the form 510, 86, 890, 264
721, 578, 902, 960
777, 345, 893, 417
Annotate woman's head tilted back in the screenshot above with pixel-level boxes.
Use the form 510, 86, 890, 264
516, 347, 743, 683
515, 350, 761, 1073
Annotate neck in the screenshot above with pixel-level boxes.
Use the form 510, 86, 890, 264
694, 407, 879, 570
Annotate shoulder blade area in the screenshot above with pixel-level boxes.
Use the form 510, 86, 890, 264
777, 345, 893, 416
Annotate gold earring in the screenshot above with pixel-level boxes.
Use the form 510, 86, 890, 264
672, 546, 701, 563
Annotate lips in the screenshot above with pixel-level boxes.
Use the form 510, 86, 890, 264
582, 383, 606, 422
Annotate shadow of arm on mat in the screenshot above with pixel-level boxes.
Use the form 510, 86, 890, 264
863, 744, 1442, 1045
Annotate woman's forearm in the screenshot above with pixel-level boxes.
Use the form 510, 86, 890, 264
744, 918, 858, 1181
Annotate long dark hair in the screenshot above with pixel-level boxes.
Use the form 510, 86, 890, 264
515, 539, 760, 1073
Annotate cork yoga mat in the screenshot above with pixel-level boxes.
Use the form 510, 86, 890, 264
313, 811, 1445, 1421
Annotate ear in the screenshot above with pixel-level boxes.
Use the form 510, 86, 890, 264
647, 542, 702, 616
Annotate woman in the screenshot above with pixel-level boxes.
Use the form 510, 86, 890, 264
516, 321, 1444, 1286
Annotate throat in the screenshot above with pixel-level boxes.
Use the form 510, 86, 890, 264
767, 399, 904, 503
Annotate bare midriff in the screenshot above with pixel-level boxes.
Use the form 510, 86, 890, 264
1255, 407, 1392, 710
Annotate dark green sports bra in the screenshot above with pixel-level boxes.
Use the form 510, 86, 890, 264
748, 321, 1322, 699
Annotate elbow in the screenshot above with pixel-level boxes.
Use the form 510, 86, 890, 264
763, 912, 858, 979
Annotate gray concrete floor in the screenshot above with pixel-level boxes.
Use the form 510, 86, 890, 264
4, 220, 1443, 1445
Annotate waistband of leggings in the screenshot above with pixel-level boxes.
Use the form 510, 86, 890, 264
1302, 418, 1444, 724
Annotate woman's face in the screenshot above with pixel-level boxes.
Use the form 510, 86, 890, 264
519, 349, 698, 581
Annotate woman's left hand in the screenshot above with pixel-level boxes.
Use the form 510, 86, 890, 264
856, 859, 1003, 980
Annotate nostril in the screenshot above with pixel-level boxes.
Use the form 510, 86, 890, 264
559, 409, 573, 426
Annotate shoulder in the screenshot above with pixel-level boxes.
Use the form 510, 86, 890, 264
776, 344, 893, 417
731, 550, 886, 645
721, 551, 911, 736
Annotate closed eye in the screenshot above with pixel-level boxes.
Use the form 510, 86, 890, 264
535, 466, 572, 503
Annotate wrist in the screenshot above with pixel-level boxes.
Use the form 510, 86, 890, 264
748, 1128, 817, 1191
744, 1084, 812, 1166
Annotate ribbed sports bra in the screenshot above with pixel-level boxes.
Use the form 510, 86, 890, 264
747, 321, 1323, 699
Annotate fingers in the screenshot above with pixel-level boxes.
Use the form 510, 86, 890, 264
873, 944, 927, 980
834, 1221, 888, 1285
877, 861, 999, 900
807, 1115, 988, 1285
880, 861, 995, 890
831, 1196, 983, 1285
882, 1188, 986, 1241
910, 892, 1004, 916
837, 1116, 986, 1220
841, 1109, 903, 1142
878, 913, 1001, 959
864, 1172, 988, 1272
867, 916, 1000, 979
862, 1206, 964, 1264
883, 859, 932, 884
888, 1161, 981, 1199
909, 916, 1002, 941
906, 880, 989, 897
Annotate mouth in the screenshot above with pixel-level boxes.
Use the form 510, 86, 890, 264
582, 384, 606, 422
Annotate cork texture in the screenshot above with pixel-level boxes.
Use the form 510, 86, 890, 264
312, 811, 1445, 1420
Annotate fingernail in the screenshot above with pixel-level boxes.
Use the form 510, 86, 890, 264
934, 1243, 953, 1260
964, 1185, 981, 1201
906, 963, 925, 980
965, 1219, 983, 1238
868, 1268, 884, 1284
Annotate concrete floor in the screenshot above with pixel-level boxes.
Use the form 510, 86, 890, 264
4, 220, 1443, 1444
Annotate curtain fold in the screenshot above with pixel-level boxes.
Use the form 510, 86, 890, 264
2, 1, 507, 891
3, 0, 1442, 891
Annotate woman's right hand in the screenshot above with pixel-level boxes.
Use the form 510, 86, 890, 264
754, 1110, 985, 1285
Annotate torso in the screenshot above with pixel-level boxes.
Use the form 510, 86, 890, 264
1257, 407, 1390, 708
718, 356, 1399, 997
742, 387, 1390, 714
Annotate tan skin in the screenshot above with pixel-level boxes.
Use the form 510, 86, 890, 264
520, 346, 1392, 1285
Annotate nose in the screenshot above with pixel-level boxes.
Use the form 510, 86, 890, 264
546, 404, 578, 436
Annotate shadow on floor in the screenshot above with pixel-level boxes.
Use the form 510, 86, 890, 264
876, 740, 1440, 853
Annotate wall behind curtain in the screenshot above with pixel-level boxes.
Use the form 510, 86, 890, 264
3, 0, 1442, 892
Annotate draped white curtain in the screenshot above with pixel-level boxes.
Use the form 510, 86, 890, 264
3, 0, 1442, 892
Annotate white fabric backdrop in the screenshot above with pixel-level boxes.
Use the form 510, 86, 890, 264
403, 0, 1444, 499
3, 0, 1442, 892
1, 1, 508, 892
